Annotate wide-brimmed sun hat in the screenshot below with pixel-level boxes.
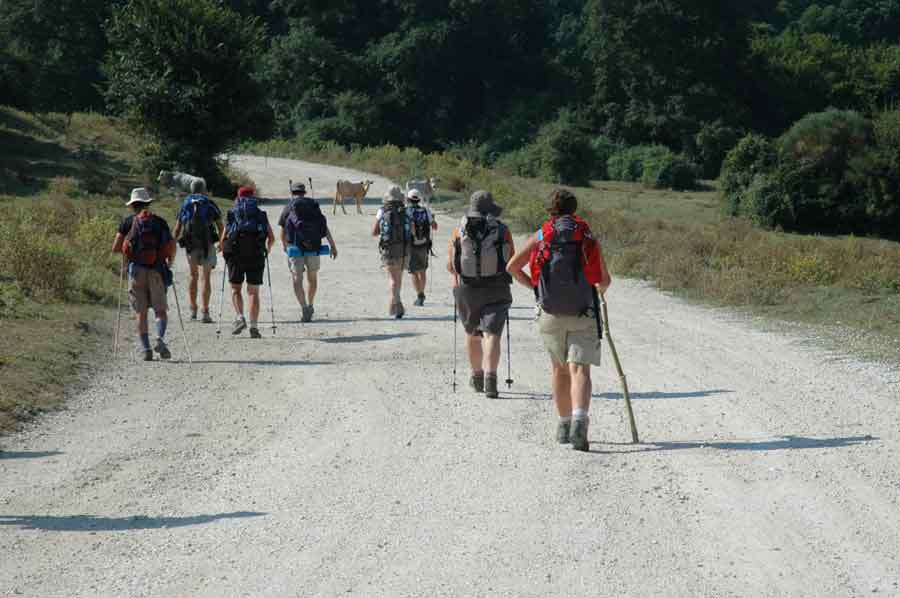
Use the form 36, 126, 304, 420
383, 185, 405, 204
407, 189, 422, 202
126, 187, 154, 206
467, 190, 502, 217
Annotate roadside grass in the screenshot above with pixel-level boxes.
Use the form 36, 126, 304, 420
0, 106, 182, 433
245, 138, 900, 362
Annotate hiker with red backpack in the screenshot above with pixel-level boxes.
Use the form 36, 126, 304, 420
507, 189, 611, 451
406, 189, 437, 307
372, 186, 411, 318
278, 182, 338, 323
172, 179, 222, 323
447, 191, 515, 399
220, 186, 275, 338
111, 188, 178, 361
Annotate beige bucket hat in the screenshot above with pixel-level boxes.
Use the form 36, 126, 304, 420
126, 187, 154, 206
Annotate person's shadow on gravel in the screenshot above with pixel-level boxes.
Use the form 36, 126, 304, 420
0, 511, 266, 532
0, 450, 63, 460
590, 435, 878, 454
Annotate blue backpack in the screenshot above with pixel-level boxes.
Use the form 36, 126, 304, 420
225, 198, 267, 260
286, 198, 327, 253
180, 194, 216, 256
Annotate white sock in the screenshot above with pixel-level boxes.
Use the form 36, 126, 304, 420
250, 319, 258, 328
559, 416, 572, 423
573, 408, 588, 421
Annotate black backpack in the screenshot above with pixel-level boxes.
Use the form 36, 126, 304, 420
286, 198, 326, 253
224, 198, 267, 261
409, 205, 432, 248
536, 216, 595, 315
180, 194, 216, 257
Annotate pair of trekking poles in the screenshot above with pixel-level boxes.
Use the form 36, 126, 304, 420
451, 288, 639, 444
113, 256, 193, 366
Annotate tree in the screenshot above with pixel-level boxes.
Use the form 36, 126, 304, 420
104, 0, 272, 175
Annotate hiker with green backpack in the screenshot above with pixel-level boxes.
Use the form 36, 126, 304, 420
111, 188, 178, 361
278, 182, 338, 323
406, 188, 437, 307
507, 189, 611, 451
220, 186, 275, 338
172, 179, 223, 323
447, 191, 515, 398
372, 186, 411, 318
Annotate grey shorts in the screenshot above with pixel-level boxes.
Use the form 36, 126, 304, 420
288, 255, 321, 274
456, 285, 512, 337
537, 311, 602, 366
187, 246, 217, 269
408, 245, 430, 273
129, 266, 167, 314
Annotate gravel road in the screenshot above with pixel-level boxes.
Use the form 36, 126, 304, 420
2, 155, 899, 597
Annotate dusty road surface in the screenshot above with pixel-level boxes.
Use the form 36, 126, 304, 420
2, 155, 900, 598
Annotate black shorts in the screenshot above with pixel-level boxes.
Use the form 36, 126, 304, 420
227, 259, 265, 286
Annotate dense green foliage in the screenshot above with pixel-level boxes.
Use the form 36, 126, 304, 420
4, 0, 900, 223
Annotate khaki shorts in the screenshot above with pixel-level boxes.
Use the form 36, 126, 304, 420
537, 311, 602, 366
129, 266, 167, 314
187, 245, 217, 269
381, 254, 410, 271
288, 255, 321, 274
408, 245, 430, 273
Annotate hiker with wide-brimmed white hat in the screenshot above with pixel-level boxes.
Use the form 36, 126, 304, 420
447, 190, 515, 398
506, 189, 612, 451
372, 185, 411, 318
111, 188, 177, 361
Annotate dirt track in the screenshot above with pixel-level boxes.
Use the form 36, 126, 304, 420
2, 155, 899, 597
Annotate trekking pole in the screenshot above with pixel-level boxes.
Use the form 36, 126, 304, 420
308, 177, 314, 201
595, 290, 639, 444
170, 277, 193, 366
113, 255, 125, 360
216, 259, 226, 338
505, 311, 514, 389
265, 253, 277, 335
452, 285, 458, 393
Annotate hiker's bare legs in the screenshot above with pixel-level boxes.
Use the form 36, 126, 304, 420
551, 360, 573, 417
466, 334, 483, 373
307, 271, 318, 305
388, 267, 403, 308
569, 362, 592, 413
291, 270, 307, 307
483, 333, 501, 374
411, 271, 426, 295
248, 285, 261, 323
230, 283, 244, 316
136, 310, 149, 335
188, 262, 200, 311
201, 265, 213, 312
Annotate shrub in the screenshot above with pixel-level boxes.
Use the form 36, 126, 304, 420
607, 146, 654, 182
640, 149, 698, 190
0, 217, 75, 299
694, 121, 742, 179
720, 134, 778, 216
589, 135, 619, 180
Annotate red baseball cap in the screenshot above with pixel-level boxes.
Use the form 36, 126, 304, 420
237, 186, 254, 198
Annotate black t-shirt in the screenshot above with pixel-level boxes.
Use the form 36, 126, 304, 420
118, 213, 172, 236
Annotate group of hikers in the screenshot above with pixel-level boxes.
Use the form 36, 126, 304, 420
112, 180, 611, 451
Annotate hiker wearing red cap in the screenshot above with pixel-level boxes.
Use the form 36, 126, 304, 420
507, 189, 611, 451
220, 186, 274, 337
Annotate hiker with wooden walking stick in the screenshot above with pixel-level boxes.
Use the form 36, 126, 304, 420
507, 189, 615, 452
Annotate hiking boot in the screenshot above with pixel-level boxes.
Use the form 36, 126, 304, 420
189, 308, 198, 321
249, 327, 262, 339
232, 317, 247, 335
201, 312, 214, 324
414, 293, 426, 307
556, 420, 571, 444
470, 372, 485, 393
395, 303, 405, 319
301, 305, 313, 323
154, 339, 171, 360
571, 418, 590, 452
484, 373, 499, 398
142, 349, 153, 362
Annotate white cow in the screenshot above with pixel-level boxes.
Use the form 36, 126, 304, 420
405, 177, 439, 205
158, 170, 206, 193
334, 179, 374, 215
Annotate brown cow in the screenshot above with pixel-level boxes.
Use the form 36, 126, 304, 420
334, 179, 374, 215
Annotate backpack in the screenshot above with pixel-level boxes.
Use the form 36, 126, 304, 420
124, 211, 165, 267
530, 215, 598, 316
180, 194, 216, 257
224, 197, 267, 261
453, 214, 511, 286
285, 197, 326, 253
409, 205, 432, 248
379, 201, 410, 260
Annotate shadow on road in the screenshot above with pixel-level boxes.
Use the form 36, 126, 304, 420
591, 435, 877, 455
593, 389, 734, 400
0, 511, 266, 532
319, 332, 422, 344
0, 450, 63, 460
192, 360, 333, 366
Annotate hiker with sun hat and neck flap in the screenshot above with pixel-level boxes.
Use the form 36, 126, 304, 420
111, 187, 177, 361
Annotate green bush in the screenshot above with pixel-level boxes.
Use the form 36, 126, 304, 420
720, 134, 778, 216
589, 135, 619, 180
640, 149, 698, 190
607, 146, 653, 182
694, 121, 742, 179
0, 217, 75, 299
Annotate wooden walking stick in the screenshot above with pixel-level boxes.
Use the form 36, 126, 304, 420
595, 290, 639, 444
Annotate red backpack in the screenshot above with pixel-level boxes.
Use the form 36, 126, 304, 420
124, 211, 170, 266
